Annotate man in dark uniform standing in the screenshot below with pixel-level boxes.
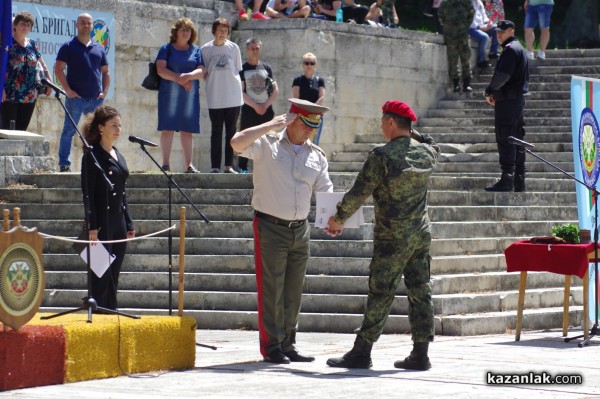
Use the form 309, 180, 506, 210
484, 20, 529, 192
231, 98, 333, 364
324, 100, 439, 370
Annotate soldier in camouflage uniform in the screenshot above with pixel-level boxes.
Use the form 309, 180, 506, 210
438, 0, 474, 92
325, 100, 439, 370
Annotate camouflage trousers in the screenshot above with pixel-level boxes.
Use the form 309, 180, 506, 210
356, 233, 434, 343
445, 36, 472, 81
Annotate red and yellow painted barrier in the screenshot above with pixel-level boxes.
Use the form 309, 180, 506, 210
0, 314, 196, 390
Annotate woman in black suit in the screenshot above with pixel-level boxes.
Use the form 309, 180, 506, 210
81, 105, 135, 310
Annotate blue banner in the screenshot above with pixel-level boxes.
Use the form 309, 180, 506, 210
571, 75, 600, 323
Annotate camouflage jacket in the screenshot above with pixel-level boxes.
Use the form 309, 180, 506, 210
438, 0, 474, 40
335, 135, 438, 240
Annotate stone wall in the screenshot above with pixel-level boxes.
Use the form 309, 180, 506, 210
15, 0, 447, 174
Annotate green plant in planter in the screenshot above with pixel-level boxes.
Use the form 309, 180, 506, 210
552, 224, 580, 244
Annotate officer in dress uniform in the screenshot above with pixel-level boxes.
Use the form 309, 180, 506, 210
231, 98, 333, 364
484, 20, 529, 192
324, 100, 439, 370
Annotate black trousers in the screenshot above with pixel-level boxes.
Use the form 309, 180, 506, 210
91, 219, 127, 310
495, 97, 526, 175
1, 101, 36, 131
209, 107, 241, 169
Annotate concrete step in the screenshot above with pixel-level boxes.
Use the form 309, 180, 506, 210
439, 151, 573, 162
341, 141, 573, 154
433, 161, 575, 174
440, 306, 583, 336
426, 108, 570, 119
14, 172, 361, 191
42, 268, 578, 297
330, 160, 576, 174
443, 91, 570, 101
469, 81, 573, 92
41, 285, 582, 317
418, 116, 569, 127
39, 251, 542, 277
0, 140, 50, 156
435, 99, 568, 110
358, 130, 571, 142
42, 236, 523, 259
539, 48, 600, 58
426, 190, 575, 206
429, 176, 575, 191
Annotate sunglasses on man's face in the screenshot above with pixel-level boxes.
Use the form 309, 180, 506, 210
303, 61, 316, 66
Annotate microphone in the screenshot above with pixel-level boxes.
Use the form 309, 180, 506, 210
129, 135, 158, 147
41, 78, 66, 96
508, 136, 535, 149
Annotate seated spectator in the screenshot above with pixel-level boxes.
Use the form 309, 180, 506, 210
265, 0, 311, 18
340, 0, 369, 24
366, 3, 385, 27
236, 0, 270, 20
314, 0, 368, 24
468, 0, 499, 68
373, 0, 399, 27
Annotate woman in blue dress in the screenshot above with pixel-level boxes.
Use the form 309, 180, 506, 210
156, 17, 205, 173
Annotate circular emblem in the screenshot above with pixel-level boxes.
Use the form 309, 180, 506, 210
0, 241, 45, 329
92, 19, 110, 53
579, 107, 600, 187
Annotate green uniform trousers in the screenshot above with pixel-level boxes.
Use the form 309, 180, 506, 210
253, 215, 310, 357
357, 229, 435, 344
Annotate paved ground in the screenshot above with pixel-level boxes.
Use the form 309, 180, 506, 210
1, 328, 599, 399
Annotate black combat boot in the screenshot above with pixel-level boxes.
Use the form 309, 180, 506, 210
485, 173, 514, 192
514, 174, 525, 192
394, 342, 431, 370
453, 78, 460, 93
463, 78, 473, 93
326, 335, 373, 369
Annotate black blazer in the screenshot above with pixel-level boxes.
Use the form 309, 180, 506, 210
81, 144, 134, 235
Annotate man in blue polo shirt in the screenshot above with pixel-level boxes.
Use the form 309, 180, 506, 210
55, 13, 110, 172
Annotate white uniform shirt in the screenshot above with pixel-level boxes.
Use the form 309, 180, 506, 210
240, 129, 333, 221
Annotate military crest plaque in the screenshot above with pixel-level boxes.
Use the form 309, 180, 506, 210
0, 226, 45, 330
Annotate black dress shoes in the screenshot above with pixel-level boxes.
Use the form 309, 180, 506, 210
283, 349, 315, 362
263, 349, 290, 364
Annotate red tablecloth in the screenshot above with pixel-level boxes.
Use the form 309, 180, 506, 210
504, 240, 595, 279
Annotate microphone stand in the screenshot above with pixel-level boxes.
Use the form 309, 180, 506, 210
41, 89, 139, 321
133, 143, 209, 315
519, 146, 599, 347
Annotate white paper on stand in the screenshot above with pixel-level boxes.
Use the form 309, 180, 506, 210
80, 244, 116, 278
314, 191, 364, 229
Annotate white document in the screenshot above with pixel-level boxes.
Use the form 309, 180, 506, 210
314, 191, 364, 229
80, 244, 116, 278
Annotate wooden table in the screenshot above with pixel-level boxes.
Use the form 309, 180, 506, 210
504, 240, 594, 341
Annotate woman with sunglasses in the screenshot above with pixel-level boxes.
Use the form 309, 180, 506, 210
290, 53, 326, 144
291, 53, 326, 143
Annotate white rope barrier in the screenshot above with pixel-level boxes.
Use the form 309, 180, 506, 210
38, 224, 177, 245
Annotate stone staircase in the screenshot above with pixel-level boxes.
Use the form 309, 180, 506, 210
2, 49, 599, 336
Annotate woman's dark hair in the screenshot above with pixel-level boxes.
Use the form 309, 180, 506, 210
211, 17, 230, 35
13, 12, 34, 28
82, 105, 121, 145
169, 17, 198, 45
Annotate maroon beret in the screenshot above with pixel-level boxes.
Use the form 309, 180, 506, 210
381, 100, 417, 122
